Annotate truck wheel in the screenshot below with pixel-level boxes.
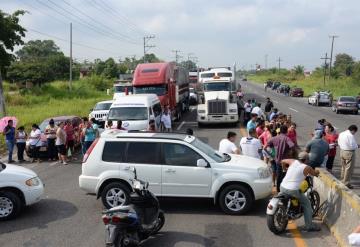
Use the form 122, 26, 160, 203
0, 191, 22, 221
219, 184, 253, 215
101, 182, 130, 209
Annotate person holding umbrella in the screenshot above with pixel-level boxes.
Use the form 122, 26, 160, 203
4, 120, 15, 163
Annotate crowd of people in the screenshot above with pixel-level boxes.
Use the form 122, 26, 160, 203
219, 96, 359, 191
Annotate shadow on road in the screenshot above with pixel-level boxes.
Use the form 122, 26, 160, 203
0, 199, 78, 234
158, 197, 268, 218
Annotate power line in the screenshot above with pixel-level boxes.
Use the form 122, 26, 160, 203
59, 0, 138, 43
328, 35, 339, 81
95, 0, 146, 37
28, 28, 119, 55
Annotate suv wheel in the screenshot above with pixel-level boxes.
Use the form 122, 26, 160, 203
0, 191, 22, 221
101, 182, 130, 209
219, 184, 253, 215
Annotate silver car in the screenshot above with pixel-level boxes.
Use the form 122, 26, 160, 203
332, 96, 358, 114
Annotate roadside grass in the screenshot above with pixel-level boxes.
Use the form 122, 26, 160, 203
1, 78, 112, 154
248, 74, 360, 97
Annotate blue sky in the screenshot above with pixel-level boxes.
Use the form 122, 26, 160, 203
2, 0, 360, 70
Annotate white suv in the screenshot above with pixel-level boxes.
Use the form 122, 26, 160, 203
79, 130, 272, 215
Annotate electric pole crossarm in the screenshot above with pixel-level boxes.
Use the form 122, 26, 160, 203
143, 35, 155, 63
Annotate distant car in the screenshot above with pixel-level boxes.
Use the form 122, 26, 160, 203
271, 82, 281, 90
308, 91, 332, 106
357, 96, 360, 109
189, 88, 198, 105
332, 96, 358, 114
26, 116, 82, 158
0, 162, 44, 220
289, 87, 304, 97
89, 100, 113, 128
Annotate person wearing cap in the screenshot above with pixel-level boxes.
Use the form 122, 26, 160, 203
338, 125, 359, 189
305, 130, 329, 168
280, 152, 321, 232
45, 119, 58, 161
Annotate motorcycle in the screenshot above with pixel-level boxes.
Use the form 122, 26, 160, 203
102, 168, 165, 246
266, 176, 320, 234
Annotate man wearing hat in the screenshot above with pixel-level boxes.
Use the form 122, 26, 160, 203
280, 152, 321, 232
305, 130, 329, 168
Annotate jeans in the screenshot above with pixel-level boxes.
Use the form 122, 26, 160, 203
276, 163, 285, 192
280, 186, 313, 229
84, 141, 94, 153
47, 138, 57, 160
6, 140, 15, 162
16, 142, 26, 161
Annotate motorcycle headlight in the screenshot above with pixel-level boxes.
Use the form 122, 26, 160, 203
258, 167, 271, 179
133, 180, 142, 190
25, 177, 41, 186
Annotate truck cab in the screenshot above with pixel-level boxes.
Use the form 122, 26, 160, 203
197, 77, 238, 126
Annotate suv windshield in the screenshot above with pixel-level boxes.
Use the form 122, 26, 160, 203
108, 107, 148, 121
201, 73, 215, 78
203, 82, 231, 91
217, 72, 232, 77
114, 85, 133, 93
133, 85, 166, 96
94, 103, 112, 111
191, 138, 226, 162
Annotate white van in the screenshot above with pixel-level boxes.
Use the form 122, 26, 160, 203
107, 94, 161, 131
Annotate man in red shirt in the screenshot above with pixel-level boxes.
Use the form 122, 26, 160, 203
64, 119, 75, 160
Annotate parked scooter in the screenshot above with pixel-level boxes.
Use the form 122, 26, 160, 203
266, 176, 320, 234
102, 168, 165, 246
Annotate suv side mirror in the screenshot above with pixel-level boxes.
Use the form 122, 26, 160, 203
197, 159, 208, 167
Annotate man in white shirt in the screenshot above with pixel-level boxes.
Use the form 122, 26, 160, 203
338, 125, 359, 188
219, 131, 240, 154
240, 128, 262, 159
251, 103, 264, 119
160, 108, 172, 132
280, 152, 320, 232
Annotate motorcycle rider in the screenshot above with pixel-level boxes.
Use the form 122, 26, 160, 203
280, 152, 321, 232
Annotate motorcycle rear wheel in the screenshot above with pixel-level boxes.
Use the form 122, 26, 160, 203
309, 191, 320, 216
267, 206, 288, 235
151, 211, 165, 235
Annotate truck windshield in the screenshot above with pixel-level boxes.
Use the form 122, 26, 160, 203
191, 138, 226, 162
108, 107, 148, 121
94, 103, 112, 111
133, 85, 166, 96
114, 85, 133, 93
203, 82, 231, 91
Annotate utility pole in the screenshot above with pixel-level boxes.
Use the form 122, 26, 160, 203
0, 70, 6, 117
172, 50, 181, 64
265, 54, 268, 70
328, 35, 339, 81
277, 57, 282, 73
321, 52, 330, 86
69, 22, 72, 91
143, 35, 155, 63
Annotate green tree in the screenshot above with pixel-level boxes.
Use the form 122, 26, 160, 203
334, 53, 354, 76
0, 10, 26, 116
293, 65, 305, 75
16, 39, 61, 60
102, 58, 118, 78
351, 61, 360, 82
93, 59, 105, 75
180, 60, 197, 70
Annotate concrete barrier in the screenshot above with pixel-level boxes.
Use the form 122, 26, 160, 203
314, 168, 360, 247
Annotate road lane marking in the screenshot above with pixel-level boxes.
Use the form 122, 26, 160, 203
289, 107, 299, 113
288, 221, 308, 247
273, 100, 279, 104
50, 161, 59, 167
176, 121, 186, 131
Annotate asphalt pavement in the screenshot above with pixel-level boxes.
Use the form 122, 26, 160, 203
0, 100, 339, 246
241, 80, 360, 195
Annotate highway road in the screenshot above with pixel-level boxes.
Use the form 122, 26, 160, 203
0, 89, 340, 247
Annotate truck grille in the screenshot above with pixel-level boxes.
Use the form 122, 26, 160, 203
94, 113, 107, 119
208, 100, 227, 114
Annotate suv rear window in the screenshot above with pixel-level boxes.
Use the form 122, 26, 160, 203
102, 142, 126, 162
126, 142, 161, 164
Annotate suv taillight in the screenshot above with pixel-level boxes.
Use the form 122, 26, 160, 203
82, 138, 99, 163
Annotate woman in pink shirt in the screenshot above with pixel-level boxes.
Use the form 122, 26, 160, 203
259, 124, 272, 146
256, 120, 265, 138
287, 122, 298, 147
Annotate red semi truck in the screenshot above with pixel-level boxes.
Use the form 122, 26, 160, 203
132, 62, 190, 121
